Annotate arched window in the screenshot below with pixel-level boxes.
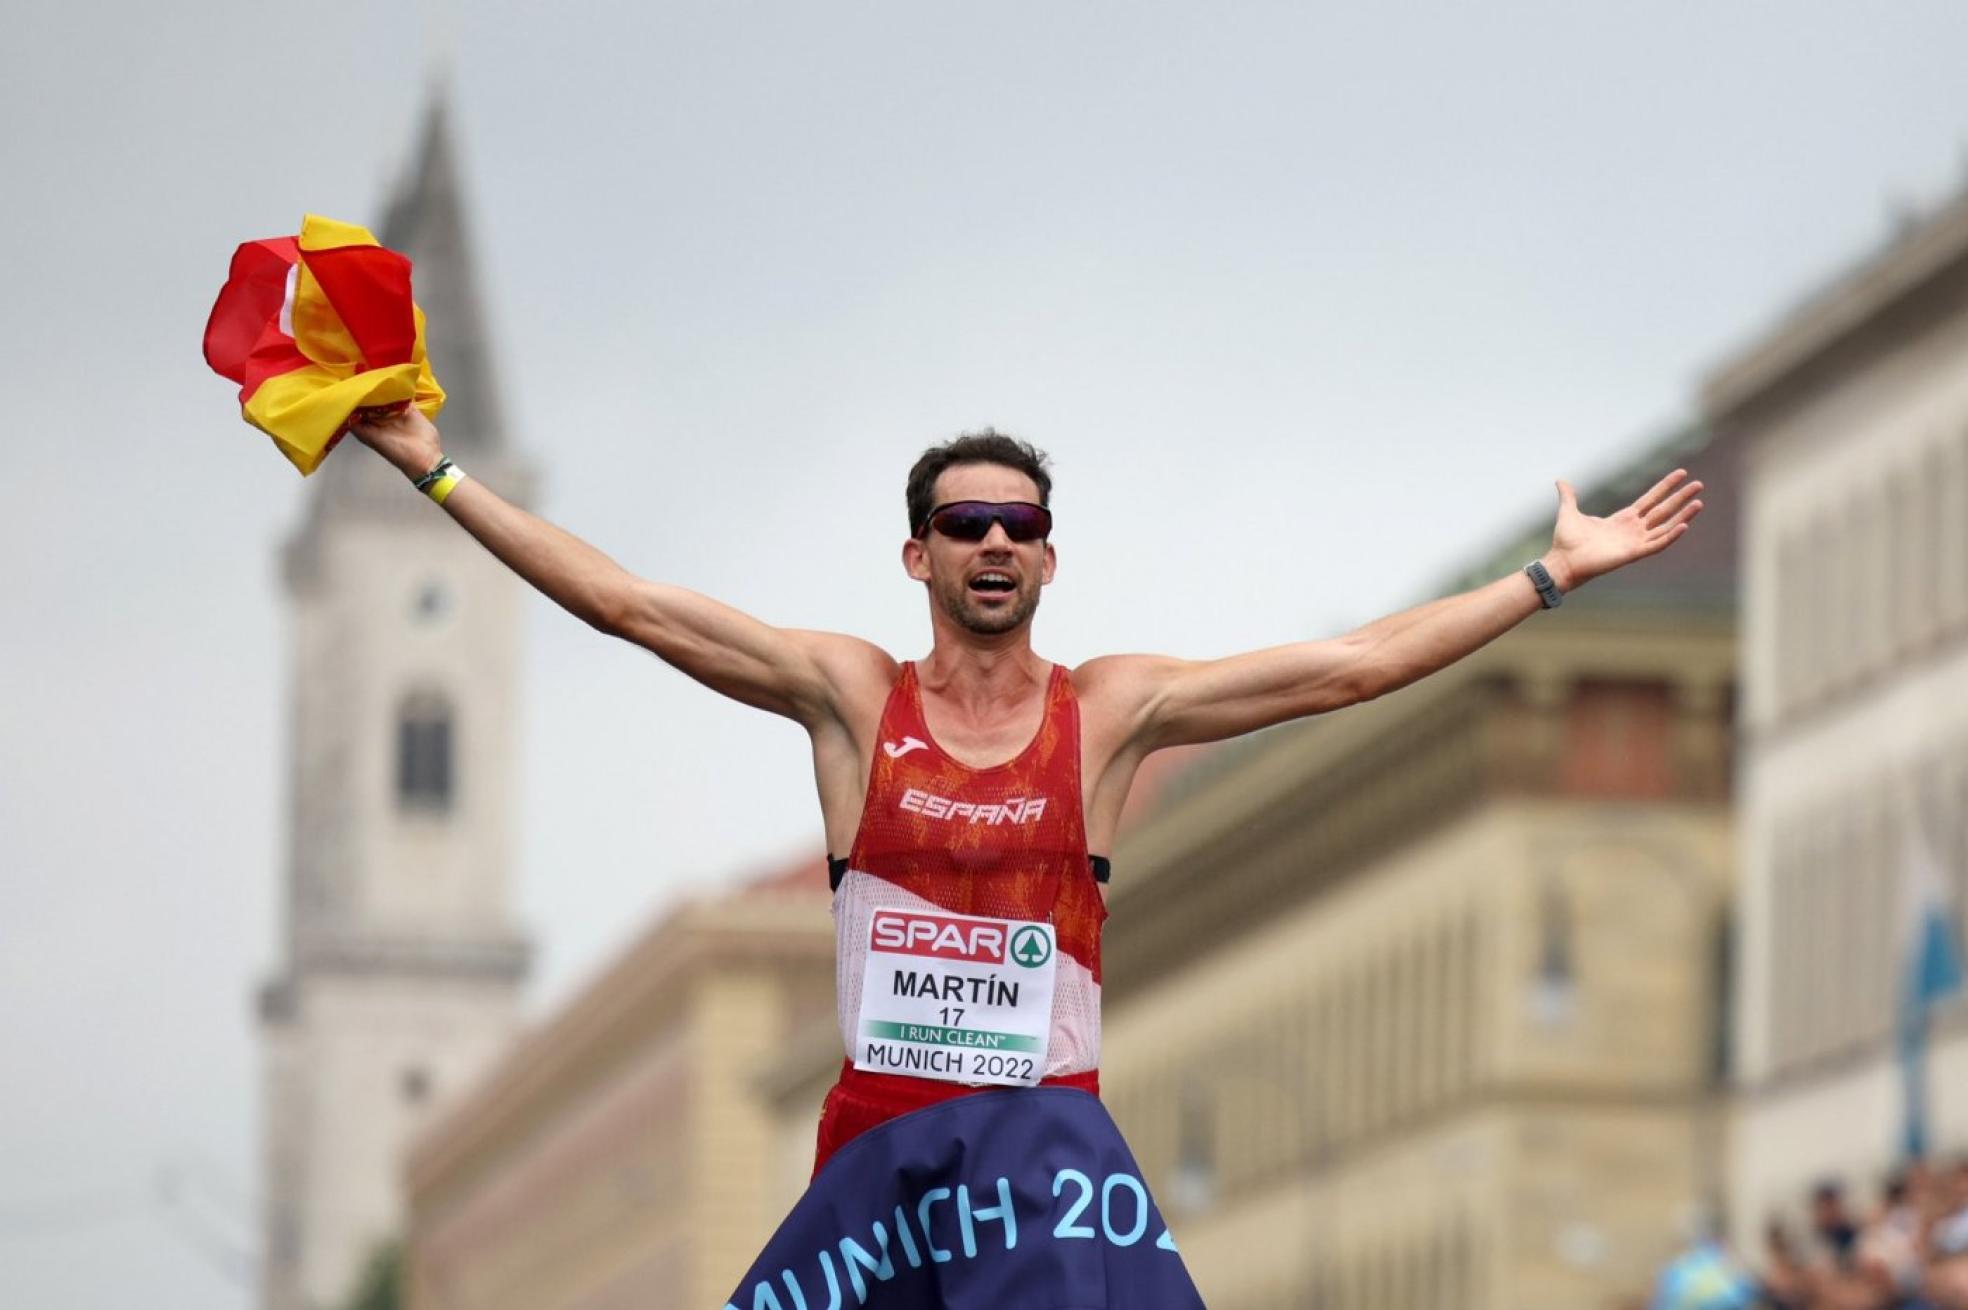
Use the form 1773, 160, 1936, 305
396, 690, 455, 813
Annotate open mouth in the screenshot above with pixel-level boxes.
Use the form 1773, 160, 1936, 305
968, 572, 1016, 596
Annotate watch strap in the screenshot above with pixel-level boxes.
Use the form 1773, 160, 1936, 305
1525, 560, 1564, 609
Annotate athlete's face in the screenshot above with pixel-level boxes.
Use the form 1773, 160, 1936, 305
903, 464, 1055, 637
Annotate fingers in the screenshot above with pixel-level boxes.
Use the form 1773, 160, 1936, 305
1643, 478, 1704, 529
1644, 497, 1703, 545
1555, 479, 1579, 514
1633, 468, 1689, 516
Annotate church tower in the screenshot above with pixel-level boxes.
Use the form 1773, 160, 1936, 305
257, 91, 533, 1310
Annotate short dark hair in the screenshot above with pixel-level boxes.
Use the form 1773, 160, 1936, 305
906, 428, 1052, 535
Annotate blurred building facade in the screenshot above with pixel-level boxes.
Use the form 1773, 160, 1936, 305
736, 442, 1741, 1309
257, 94, 536, 1310
1709, 185, 1968, 1243
401, 860, 833, 1309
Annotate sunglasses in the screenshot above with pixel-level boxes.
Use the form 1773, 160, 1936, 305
916, 500, 1054, 543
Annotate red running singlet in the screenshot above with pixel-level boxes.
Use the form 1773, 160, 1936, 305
815, 661, 1107, 1174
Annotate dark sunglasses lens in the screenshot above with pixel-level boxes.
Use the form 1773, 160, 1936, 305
931, 506, 995, 540
997, 505, 1052, 541
929, 502, 1052, 541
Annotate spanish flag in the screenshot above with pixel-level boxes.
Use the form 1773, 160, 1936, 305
203, 214, 444, 474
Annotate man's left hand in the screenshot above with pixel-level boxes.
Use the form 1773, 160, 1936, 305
1542, 468, 1703, 593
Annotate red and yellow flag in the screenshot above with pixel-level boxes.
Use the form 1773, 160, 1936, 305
203, 214, 444, 474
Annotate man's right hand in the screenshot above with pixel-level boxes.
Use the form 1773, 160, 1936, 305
349, 406, 443, 481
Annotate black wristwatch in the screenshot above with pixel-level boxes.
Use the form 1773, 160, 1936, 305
1524, 560, 1564, 609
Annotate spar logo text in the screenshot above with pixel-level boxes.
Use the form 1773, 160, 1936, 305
870, 911, 1009, 965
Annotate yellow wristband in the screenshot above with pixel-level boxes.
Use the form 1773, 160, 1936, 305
429, 464, 467, 505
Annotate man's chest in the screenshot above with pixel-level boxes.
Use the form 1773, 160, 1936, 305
913, 690, 1046, 769
816, 667, 1141, 856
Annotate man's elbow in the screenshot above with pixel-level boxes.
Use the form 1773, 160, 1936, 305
586, 577, 646, 640
1322, 635, 1387, 710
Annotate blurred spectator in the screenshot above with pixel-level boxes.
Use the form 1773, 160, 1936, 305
1815, 1180, 1861, 1271
1862, 1170, 1927, 1301
1926, 1210, 1968, 1308
1651, 1207, 1760, 1310
1930, 1161, 1968, 1310
1763, 1220, 1815, 1310
1659, 1163, 1968, 1310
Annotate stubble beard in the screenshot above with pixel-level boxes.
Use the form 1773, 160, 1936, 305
935, 575, 1041, 636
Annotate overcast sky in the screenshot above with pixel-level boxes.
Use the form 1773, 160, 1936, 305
5, 2, 1968, 1305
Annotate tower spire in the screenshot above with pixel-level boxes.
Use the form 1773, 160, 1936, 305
378, 86, 506, 453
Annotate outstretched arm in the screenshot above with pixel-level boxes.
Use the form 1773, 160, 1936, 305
1102, 469, 1704, 750
348, 408, 891, 726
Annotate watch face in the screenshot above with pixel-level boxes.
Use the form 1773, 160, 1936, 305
413, 579, 454, 625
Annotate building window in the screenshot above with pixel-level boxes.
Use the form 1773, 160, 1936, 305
1949, 431, 1968, 632
1868, 783, 1900, 1036
1810, 510, 1837, 695
1950, 743, 1968, 952
1775, 531, 1803, 715
1787, 821, 1815, 1067
1798, 827, 1822, 1061
1309, 989, 1332, 1160
1413, 932, 1438, 1111
412, 577, 456, 626
1769, 829, 1797, 1070
1831, 800, 1862, 1051
1172, 1079, 1215, 1215
1914, 452, 1942, 647
397, 690, 454, 813
1529, 877, 1577, 1028
1860, 486, 1890, 676
1365, 956, 1388, 1131
1461, 911, 1484, 1091
1711, 904, 1734, 1085
1887, 469, 1914, 660
1562, 680, 1674, 797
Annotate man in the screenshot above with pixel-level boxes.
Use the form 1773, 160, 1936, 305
1816, 1180, 1863, 1273
1648, 1201, 1774, 1310
351, 410, 1702, 1307
1933, 1205, 1968, 1310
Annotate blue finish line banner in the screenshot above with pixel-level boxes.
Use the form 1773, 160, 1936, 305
724, 1088, 1206, 1309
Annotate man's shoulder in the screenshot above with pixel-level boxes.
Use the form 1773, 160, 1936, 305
1069, 652, 1186, 690
1067, 653, 1188, 728
787, 631, 903, 704
791, 629, 898, 665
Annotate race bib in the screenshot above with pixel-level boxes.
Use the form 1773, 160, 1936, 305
853, 907, 1057, 1087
